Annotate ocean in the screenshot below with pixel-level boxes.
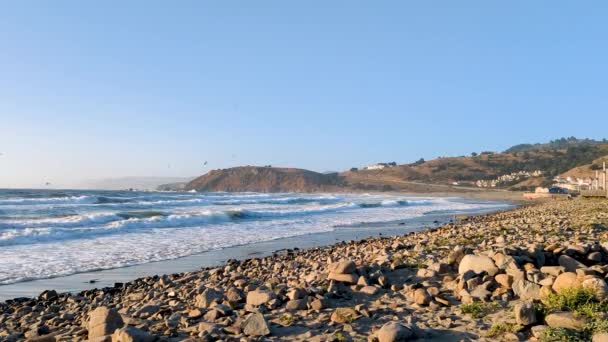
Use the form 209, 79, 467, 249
0, 189, 509, 285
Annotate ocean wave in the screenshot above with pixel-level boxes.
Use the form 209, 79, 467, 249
358, 199, 433, 208
0, 202, 358, 246
212, 196, 339, 206
0, 195, 93, 205
95, 196, 133, 204
0, 189, 513, 284
0, 212, 122, 229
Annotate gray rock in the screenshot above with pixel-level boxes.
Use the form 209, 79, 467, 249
413, 288, 431, 306
88, 306, 124, 339
512, 279, 541, 300
242, 312, 270, 336
310, 298, 326, 310
111, 326, 155, 342
286, 287, 307, 300
558, 255, 586, 272
583, 277, 608, 300
246, 289, 276, 306
531, 325, 548, 338
197, 322, 221, 335
328, 260, 356, 274
540, 266, 565, 277
327, 272, 359, 284
447, 246, 465, 265
470, 286, 491, 301
285, 299, 308, 311
38, 290, 58, 302
196, 288, 224, 308
514, 301, 536, 325
134, 304, 159, 318
458, 255, 499, 276
588, 251, 602, 262
376, 322, 414, 342
545, 312, 587, 331
225, 287, 245, 303
360, 285, 379, 295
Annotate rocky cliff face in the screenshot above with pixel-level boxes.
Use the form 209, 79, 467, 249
185, 166, 345, 193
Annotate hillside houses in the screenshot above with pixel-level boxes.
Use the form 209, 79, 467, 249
475, 170, 543, 188
552, 174, 607, 192
363, 162, 397, 170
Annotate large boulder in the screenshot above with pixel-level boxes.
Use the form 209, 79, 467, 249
285, 299, 308, 311
327, 272, 359, 284
495, 274, 513, 288
513, 279, 541, 300
552, 272, 581, 293
376, 322, 414, 342
558, 255, 586, 272
38, 290, 58, 302
328, 260, 356, 274
88, 307, 124, 339
458, 255, 499, 276
111, 326, 155, 342
246, 289, 275, 306
583, 277, 608, 300
225, 287, 245, 304
242, 312, 270, 336
545, 312, 587, 331
540, 266, 565, 277
196, 288, 224, 308
514, 301, 537, 326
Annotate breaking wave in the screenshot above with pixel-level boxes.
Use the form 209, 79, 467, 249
0, 189, 511, 284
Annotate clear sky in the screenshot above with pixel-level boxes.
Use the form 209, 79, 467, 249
1, 1, 608, 188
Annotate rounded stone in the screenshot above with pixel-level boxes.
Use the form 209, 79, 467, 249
458, 255, 499, 276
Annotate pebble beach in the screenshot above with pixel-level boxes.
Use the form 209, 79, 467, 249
3, 197, 608, 342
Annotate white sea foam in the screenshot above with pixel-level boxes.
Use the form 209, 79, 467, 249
0, 190, 510, 284
0, 195, 92, 205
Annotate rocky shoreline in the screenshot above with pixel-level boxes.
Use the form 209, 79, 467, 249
2, 198, 608, 341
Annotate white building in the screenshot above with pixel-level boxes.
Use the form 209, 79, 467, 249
365, 164, 387, 170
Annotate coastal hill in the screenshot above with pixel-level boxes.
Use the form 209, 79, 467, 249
185, 166, 345, 193
561, 155, 608, 179
345, 137, 608, 191
181, 137, 608, 193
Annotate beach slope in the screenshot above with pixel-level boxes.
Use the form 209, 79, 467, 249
2, 198, 608, 341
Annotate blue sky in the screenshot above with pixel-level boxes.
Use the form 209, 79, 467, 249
1, 1, 608, 188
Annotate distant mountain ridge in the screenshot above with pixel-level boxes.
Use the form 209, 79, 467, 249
504, 137, 607, 153
181, 137, 608, 193
185, 166, 345, 193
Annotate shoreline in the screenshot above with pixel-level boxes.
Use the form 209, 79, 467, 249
0, 203, 509, 301
5, 194, 603, 341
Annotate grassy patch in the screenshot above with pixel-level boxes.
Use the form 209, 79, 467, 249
587, 319, 608, 334
541, 287, 608, 319
540, 327, 586, 342
333, 332, 347, 342
394, 256, 427, 269
485, 322, 523, 338
279, 314, 295, 326
538, 286, 608, 340
460, 301, 501, 318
